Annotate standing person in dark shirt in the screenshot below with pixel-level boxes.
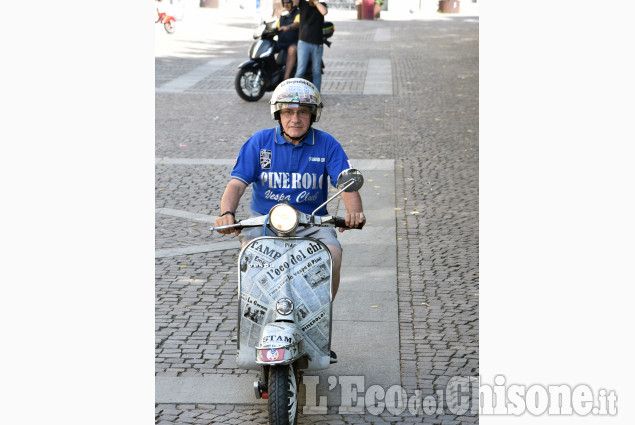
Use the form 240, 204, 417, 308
277, 0, 300, 81
293, 0, 328, 91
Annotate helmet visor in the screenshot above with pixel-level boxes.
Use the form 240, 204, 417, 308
273, 103, 321, 122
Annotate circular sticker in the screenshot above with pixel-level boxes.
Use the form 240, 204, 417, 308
266, 349, 280, 361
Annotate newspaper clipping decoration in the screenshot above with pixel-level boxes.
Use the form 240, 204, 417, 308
238, 237, 332, 356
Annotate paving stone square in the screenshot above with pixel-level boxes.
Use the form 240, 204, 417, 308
156, 4, 478, 424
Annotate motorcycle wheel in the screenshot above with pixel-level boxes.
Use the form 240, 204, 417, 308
164, 21, 175, 34
235, 68, 266, 102
268, 364, 298, 425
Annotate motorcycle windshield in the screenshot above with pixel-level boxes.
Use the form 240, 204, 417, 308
237, 237, 332, 357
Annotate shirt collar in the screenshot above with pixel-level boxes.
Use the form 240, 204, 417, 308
275, 126, 315, 146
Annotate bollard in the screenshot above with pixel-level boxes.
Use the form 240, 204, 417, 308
200, 0, 219, 7
361, 0, 374, 20
438, 0, 460, 13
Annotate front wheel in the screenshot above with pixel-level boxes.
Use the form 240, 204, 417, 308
235, 68, 266, 102
268, 364, 298, 425
164, 20, 175, 34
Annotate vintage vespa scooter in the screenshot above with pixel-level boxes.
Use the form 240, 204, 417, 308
211, 169, 364, 425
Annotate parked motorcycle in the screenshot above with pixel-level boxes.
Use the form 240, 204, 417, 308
235, 17, 334, 102
156, 8, 176, 34
155, 0, 184, 34
211, 169, 364, 425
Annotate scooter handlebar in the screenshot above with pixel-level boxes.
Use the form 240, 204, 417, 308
332, 216, 365, 230
211, 215, 268, 232
211, 222, 242, 231
210, 213, 365, 232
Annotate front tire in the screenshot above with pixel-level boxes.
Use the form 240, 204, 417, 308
268, 364, 298, 425
164, 21, 175, 34
235, 68, 266, 102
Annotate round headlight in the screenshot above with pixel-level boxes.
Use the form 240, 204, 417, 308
276, 298, 294, 316
269, 204, 299, 234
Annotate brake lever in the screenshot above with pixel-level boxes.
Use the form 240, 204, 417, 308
210, 215, 267, 232
210, 222, 242, 231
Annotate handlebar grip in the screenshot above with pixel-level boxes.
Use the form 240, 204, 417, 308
333, 216, 365, 230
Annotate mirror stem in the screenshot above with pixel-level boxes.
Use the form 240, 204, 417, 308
309, 179, 355, 222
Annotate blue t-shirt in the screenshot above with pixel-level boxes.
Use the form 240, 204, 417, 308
231, 126, 352, 216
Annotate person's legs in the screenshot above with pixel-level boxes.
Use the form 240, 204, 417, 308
284, 44, 297, 80
310, 43, 323, 91
326, 244, 342, 299
278, 46, 287, 65
294, 40, 309, 79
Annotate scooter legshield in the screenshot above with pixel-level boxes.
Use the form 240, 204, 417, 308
249, 39, 275, 60
236, 236, 333, 371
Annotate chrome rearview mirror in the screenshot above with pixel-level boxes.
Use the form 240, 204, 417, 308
310, 169, 364, 219
337, 168, 364, 192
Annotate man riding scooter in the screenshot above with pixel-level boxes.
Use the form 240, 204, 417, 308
214, 78, 366, 363
276, 0, 300, 81
213, 79, 365, 422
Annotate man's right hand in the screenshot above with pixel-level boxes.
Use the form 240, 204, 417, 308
214, 213, 241, 236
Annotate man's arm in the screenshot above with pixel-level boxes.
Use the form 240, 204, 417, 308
290, 14, 300, 30
313, 1, 328, 16
280, 14, 300, 31
214, 179, 248, 235
340, 191, 364, 232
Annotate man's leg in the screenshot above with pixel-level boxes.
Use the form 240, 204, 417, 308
284, 44, 297, 80
326, 244, 342, 299
294, 40, 309, 79
326, 243, 341, 363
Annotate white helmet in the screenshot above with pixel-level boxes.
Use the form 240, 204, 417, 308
270, 78, 323, 123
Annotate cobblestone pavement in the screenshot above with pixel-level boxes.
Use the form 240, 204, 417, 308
156, 6, 478, 424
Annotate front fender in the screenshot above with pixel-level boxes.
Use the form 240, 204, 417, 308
237, 322, 302, 369
237, 59, 262, 70
255, 322, 303, 365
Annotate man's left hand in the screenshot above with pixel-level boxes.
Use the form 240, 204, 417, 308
339, 211, 365, 232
